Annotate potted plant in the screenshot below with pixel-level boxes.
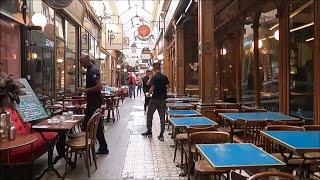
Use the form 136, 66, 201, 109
0, 77, 26, 112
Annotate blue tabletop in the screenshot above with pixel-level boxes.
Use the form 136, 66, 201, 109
219, 112, 298, 121
166, 97, 199, 102
167, 110, 201, 117
261, 131, 320, 153
170, 117, 217, 127
166, 103, 193, 107
197, 143, 285, 170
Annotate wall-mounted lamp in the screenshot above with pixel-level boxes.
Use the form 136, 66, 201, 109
274, 30, 279, 41
31, 13, 47, 28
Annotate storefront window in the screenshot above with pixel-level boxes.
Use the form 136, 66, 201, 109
259, 6, 279, 111
65, 21, 77, 95
288, 1, 314, 122
56, 39, 65, 98
242, 20, 254, 106
89, 36, 95, 57
55, 15, 64, 39
81, 28, 89, 55
26, 1, 55, 97
0, 18, 21, 78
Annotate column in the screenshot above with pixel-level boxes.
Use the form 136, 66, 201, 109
174, 26, 185, 96
278, 0, 290, 114
198, 0, 215, 103
314, 0, 320, 124
253, 12, 261, 108
163, 37, 171, 91
197, 0, 216, 119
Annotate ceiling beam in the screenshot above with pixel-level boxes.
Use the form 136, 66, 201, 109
128, 0, 131, 8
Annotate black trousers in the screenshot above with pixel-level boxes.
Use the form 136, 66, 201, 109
146, 98, 166, 136
144, 95, 150, 111
83, 100, 108, 151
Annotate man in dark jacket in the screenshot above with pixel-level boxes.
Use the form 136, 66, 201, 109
141, 63, 169, 141
142, 70, 152, 112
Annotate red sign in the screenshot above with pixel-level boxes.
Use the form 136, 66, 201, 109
138, 24, 150, 38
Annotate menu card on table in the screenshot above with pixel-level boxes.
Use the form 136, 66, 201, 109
16, 78, 49, 122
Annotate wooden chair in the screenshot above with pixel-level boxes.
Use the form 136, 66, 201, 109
113, 97, 120, 120
213, 108, 239, 127
303, 125, 320, 131
264, 125, 304, 131
64, 111, 101, 177
190, 131, 230, 180
248, 171, 298, 180
233, 119, 267, 147
242, 108, 267, 112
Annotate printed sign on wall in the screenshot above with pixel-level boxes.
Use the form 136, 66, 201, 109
106, 23, 123, 50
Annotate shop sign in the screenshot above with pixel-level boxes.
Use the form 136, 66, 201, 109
0, 0, 25, 24
83, 16, 99, 39
136, 24, 153, 41
45, 39, 54, 48
106, 23, 123, 50
64, 0, 85, 25
141, 54, 151, 60
123, 37, 130, 49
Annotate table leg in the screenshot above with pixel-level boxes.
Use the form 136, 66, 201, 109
53, 132, 66, 164
35, 139, 63, 180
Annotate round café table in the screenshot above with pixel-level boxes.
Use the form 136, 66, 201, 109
0, 134, 37, 177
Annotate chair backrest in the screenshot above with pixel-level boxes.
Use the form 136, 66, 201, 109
237, 119, 267, 146
85, 112, 101, 147
264, 125, 304, 131
284, 119, 305, 126
303, 125, 320, 131
213, 108, 239, 126
187, 125, 217, 135
242, 108, 268, 112
189, 131, 230, 145
249, 172, 298, 180
224, 103, 241, 110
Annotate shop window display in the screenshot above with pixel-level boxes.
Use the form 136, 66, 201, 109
288, 0, 314, 122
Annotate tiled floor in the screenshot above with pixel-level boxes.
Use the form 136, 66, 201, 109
2, 96, 186, 180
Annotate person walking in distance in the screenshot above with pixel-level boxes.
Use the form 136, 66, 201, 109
136, 75, 143, 97
77, 55, 109, 154
142, 70, 152, 112
128, 73, 136, 98
141, 62, 169, 141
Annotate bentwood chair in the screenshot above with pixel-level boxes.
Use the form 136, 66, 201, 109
303, 125, 320, 131
191, 131, 230, 180
248, 171, 298, 180
176, 126, 216, 177
213, 108, 239, 127
233, 119, 267, 147
64, 111, 101, 178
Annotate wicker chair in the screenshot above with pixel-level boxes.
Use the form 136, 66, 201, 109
249, 171, 298, 180
64, 111, 101, 177
188, 131, 230, 180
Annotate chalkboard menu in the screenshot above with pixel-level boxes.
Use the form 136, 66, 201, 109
16, 78, 49, 122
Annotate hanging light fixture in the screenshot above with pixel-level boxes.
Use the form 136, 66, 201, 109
131, 43, 137, 53
274, 30, 279, 41
31, 13, 47, 28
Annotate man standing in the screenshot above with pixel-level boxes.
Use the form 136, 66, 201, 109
77, 55, 109, 154
128, 73, 136, 98
142, 70, 152, 112
141, 62, 169, 141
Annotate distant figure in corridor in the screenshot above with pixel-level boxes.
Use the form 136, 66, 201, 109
128, 73, 136, 98
136, 75, 142, 97
77, 55, 109, 154
142, 70, 152, 112
141, 62, 169, 141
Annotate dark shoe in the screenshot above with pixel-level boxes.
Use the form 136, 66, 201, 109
141, 131, 152, 136
96, 149, 109, 155
158, 135, 164, 141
